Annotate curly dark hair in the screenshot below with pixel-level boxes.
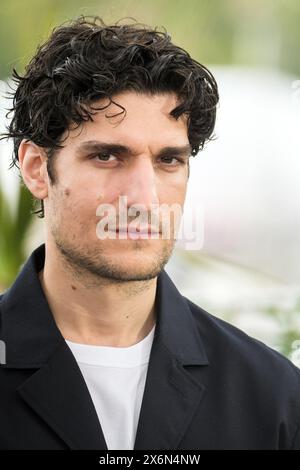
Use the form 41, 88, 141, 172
1, 15, 219, 218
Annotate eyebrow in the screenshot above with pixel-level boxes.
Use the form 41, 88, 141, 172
76, 140, 192, 159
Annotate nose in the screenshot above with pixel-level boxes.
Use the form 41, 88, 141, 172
120, 156, 159, 210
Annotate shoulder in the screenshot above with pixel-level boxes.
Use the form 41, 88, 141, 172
185, 297, 300, 449
185, 296, 300, 389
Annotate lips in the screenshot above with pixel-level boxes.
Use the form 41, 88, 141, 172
116, 226, 160, 234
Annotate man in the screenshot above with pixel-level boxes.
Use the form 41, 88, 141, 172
0, 16, 300, 450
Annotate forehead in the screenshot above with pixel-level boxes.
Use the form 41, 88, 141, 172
67, 91, 189, 151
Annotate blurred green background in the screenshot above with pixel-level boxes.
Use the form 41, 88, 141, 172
1, 0, 300, 79
1, 0, 300, 364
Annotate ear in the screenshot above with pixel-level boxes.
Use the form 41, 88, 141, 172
18, 139, 49, 200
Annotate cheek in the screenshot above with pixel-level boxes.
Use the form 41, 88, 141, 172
72, 172, 113, 204
50, 184, 89, 224
161, 178, 187, 205
60, 177, 113, 234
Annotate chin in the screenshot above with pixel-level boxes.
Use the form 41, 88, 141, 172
114, 262, 162, 279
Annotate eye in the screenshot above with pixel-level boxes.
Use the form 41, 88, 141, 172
93, 153, 118, 162
160, 156, 184, 165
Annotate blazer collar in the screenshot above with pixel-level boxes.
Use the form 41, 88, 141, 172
1, 243, 208, 368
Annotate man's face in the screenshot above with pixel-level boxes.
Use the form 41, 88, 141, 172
45, 91, 190, 282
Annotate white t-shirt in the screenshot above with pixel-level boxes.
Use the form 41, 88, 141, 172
65, 324, 155, 450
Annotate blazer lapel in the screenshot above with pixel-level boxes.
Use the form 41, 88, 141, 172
17, 341, 108, 450
0, 243, 107, 449
134, 338, 206, 450
134, 268, 209, 450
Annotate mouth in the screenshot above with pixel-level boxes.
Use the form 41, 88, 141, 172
116, 226, 160, 235
106, 226, 161, 239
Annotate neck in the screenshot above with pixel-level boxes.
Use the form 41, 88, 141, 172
38, 242, 157, 347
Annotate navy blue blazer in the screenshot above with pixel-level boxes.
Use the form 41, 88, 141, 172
1, 243, 300, 450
